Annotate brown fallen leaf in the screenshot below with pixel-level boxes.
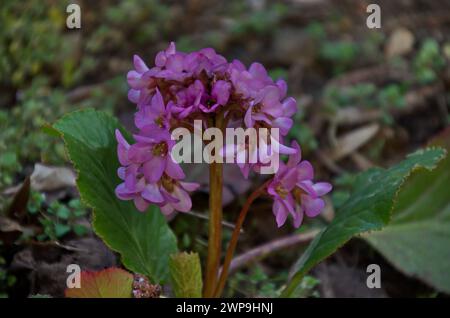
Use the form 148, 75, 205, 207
328, 124, 380, 161
30, 163, 76, 192
0, 216, 35, 245
385, 27, 414, 58
7, 176, 30, 221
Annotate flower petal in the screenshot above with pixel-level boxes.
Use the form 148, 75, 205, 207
165, 157, 185, 180
134, 196, 150, 212
171, 185, 192, 212
244, 105, 254, 128
180, 181, 200, 192
141, 183, 164, 203
312, 182, 333, 196
302, 195, 325, 218
293, 205, 304, 228
273, 199, 288, 228
273, 117, 293, 136
297, 161, 314, 181
287, 141, 301, 168
133, 55, 149, 73
160, 204, 175, 216
143, 156, 165, 183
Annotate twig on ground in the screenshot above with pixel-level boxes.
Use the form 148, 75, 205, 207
224, 229, 320, 275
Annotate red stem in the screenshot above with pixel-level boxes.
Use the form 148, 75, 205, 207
213, 181, 269, 297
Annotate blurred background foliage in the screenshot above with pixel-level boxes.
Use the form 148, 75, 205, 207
1, 0, 450, 298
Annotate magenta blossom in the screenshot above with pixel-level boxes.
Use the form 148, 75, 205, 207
135, 88, 172, 130
116, 42, 331, 227
199, 80, 231, 113
129, 126, 184, 183
159, 176, 200, 215
115, 129, 199, 214
268, 141, 332, 228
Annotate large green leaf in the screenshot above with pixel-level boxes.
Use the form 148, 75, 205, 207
281, 147, 446, 297
363, 132, 450, 293
53, 109, 177, 283
169, 252, 203, 298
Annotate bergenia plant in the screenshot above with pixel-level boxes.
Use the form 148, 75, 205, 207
53, 42, 446, 298
116, 42, 331, 296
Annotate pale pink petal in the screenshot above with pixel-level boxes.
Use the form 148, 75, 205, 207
180, 181, 200, 192
271, 136, 297, 155
160, 204, 175, 216
134, 196, 149, 212
282, 97, 297, 117
152, 89, 165, 113
133, 55, 149, 73
273, 117, 293, 136
127, 70, 145, 88
128, 89, 140, 103
312, 182, 332, 196
297, 161, 314, 181
141, 183, 164, 203
276, 79, 287, 98
287, 141, 301, 168
302, 195, 325, 218
281, 168, 298, 191
244, 105, 254, 128
115, 183, 135, 200
297, 181, 316, 197
293, 205, 304, 228
171, 186, 192, 212
165, 158, 185, 180
143, 156, 165, 183
273, 199, 288, 228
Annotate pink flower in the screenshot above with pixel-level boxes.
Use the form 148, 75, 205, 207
199, 80, 231, 113
135, 89, 172, 130
159, 176, 200, 215
172, 80, 204, 118
268, 141, 332, 228
127, 55, 150, 104
129, 126, 185, 183
114, 129, 200, 213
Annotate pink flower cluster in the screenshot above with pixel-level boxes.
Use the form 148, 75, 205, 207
116, 42, 331, 227
267, 141, 332, 227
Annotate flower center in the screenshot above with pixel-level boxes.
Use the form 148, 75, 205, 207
154, 116, 165, 128
252, 103, 262, 114
293, 187, 304, 202
161, 174, 175, 192
152, 142, 168, 157
275, 184, 288, 199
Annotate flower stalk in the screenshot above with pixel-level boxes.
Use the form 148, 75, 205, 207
213, 181, 269, 297
204, 114, 224, 297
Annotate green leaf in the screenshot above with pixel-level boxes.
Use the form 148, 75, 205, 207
72, 224, 89, 236
363, 132, 450, 293
65, 268, 133, 298
56, 206, 71, 219
281, 147, 446, 297
54, 223, 71, 238
169, 252, 203, 298
53, 109, 177, 283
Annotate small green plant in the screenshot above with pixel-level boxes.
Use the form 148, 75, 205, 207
227, 266, 285, 298
0, 256, 16, 297
27, 192, 89, 241
413, 39, 446, 84
230, 3, 287, 35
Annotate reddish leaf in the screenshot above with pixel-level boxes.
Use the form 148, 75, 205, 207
65, 267, 133, 298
